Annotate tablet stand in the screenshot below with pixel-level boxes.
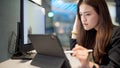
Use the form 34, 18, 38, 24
31, 54, 71, 68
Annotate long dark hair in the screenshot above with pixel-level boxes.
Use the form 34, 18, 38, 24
76, 0, 114, 63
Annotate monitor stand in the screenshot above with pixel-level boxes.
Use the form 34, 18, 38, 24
11, 50, 36, 60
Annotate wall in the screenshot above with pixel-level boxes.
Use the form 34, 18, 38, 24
0, 0, 20, 62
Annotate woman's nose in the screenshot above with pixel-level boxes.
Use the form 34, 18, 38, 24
81, 15, 87, 22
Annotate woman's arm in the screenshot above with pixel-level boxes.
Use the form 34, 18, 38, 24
71, 15, 80, 39
70, 39, 77, 50
70, 15, 80, 50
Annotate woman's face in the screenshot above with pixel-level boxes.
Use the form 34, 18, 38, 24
79, 3, 99, 30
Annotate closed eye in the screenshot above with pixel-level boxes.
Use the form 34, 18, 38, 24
85, 14, 91, 16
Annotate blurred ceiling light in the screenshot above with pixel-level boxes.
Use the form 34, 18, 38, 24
54, 22, 60, 27
48, 12, 54, 17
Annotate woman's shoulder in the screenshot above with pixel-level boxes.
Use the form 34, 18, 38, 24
107, 26, 120, 67
112, 25, 120, 38
110, 25, 120, 47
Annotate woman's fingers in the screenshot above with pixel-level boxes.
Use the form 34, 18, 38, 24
72, 49, 88, 56
72, 44, 90, 66
77, 50, 88, 56
73, 44, 87, 51
72, 50, 89, 61
72, 44, 88, 57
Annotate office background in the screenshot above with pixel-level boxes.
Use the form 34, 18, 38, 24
0, 0, 120, 63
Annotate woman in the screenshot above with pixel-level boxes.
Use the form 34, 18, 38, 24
71, 0, 120, 68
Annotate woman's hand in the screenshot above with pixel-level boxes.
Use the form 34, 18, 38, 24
71, 15, 80, 39
72, 15, 80, 32
72, 44, 89, 67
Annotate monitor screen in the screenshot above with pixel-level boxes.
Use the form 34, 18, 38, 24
23, 0, 45, 45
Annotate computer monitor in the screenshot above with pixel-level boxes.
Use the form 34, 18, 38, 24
12, 0, 45, 59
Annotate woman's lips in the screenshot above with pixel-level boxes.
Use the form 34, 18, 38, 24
83, 23, 88, 26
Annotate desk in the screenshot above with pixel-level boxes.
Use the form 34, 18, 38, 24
0, 54, 81, 68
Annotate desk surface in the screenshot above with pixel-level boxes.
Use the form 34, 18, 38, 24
0, 54, 81, 68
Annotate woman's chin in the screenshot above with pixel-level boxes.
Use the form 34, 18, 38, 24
84, 27, 90, 30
